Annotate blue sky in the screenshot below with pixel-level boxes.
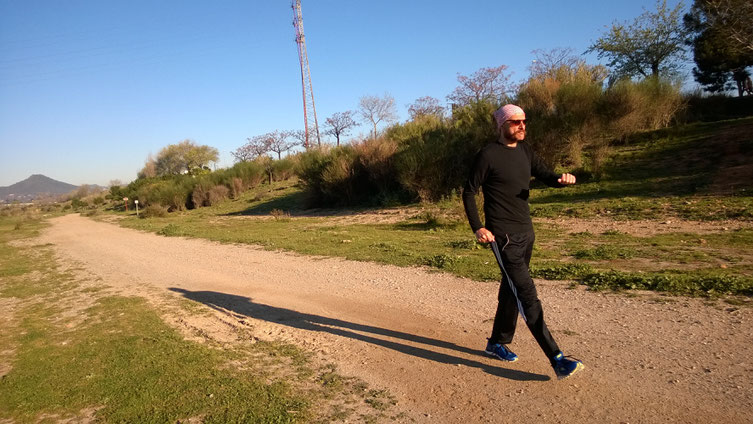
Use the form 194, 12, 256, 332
0, 0, 688, 187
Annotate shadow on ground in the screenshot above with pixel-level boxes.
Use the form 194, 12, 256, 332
169, 287, 550, 382
224, 190, 395, 219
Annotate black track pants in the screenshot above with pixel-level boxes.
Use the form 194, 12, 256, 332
488, 230, 560, 359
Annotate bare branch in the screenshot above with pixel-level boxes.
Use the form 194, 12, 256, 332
359, 94, 397, 140
267, 130, 296, 160
324, 110, 360, 146
447, 65, 512, 106
407, 96, 446, 120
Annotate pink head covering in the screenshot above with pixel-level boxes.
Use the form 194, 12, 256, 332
493, 104, 525, 130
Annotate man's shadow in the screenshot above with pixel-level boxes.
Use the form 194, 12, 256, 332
169, 287, 549, 381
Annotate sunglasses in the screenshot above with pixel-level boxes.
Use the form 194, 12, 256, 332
506, 119, 526, 125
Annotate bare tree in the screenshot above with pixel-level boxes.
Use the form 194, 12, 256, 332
447, 65, 513, 106
232, 135, 271, 162
231, 142, 256, 162
529, 48, 584, 77
288, 129, 307, 148
407, 96, 445, 120
324, 110, 360, 146
267, 130, 296, 159
359, 94, 398, 140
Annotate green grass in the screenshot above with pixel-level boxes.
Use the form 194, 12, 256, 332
0, 213, 397, 422
530, 117, 753, 220
1, 296, 307, 423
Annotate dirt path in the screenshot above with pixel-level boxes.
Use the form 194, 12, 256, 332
38, 214, 752, 423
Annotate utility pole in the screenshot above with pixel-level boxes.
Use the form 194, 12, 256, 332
292, 0, 321, 148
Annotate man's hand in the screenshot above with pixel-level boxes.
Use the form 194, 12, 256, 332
558, 173, 576, 185
475, 228, 495, 243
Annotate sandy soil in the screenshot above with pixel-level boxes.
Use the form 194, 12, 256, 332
36, 214, 753, 423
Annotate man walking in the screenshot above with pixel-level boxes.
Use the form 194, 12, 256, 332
462, 104, 584, 380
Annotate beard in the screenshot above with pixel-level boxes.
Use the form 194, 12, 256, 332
503, 128, 525, 142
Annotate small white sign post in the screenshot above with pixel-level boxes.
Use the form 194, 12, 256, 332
134, 200, 139, 217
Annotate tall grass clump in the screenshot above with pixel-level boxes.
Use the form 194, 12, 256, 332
190, 180, 212, 208
206, 185, 229, 206
518, 62, 685, 178
141, 204, 169, 218
518, 63, 608, 170
600, 77, 685, 140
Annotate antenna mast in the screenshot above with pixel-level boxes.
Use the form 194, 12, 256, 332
292, 0, 321, 148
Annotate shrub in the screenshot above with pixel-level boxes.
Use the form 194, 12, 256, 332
233, 160, 265, 188
681, 92, 753, 123
157, 223, 182, 236
296, 146, 358, 206
320, 147, 358, 204
423, 254, 457, 269
142, 204, 169, 218
229, 177, 244, 199
134, 177, 193, 211
270, 208, 290, 221
599, 77, 685, 140
191, 181, 211, 208
157, 179, 192, 211
207, 185, 229, 206
71, 198, 88, 210
271, 157, 296, 182
390, 102, 497, 202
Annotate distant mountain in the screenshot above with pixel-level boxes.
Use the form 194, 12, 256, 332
0, 174, 78, 203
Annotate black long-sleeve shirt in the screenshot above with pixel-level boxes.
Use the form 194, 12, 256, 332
462, 141, 562, 235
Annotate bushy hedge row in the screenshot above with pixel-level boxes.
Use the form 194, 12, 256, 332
113, 157, 296, 212
296, 101, 498, 206
296, 76, 689, 206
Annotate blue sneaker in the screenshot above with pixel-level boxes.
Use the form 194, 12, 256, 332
551, 352, 584, 380
485, 341, 518, 362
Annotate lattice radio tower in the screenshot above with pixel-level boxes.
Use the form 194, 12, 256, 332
292, 0, 321, 148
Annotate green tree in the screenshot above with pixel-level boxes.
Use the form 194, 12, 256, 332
588, 0, 688, 80
147, 140, 219, 177
684, 0, 753, 95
